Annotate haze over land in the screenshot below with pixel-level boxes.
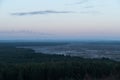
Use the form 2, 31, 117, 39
18, 41, 120, 61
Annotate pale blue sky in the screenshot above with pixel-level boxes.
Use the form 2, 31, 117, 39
0, 0, 120, 40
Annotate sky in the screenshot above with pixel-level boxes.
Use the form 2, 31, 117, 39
0, 0, 120, 41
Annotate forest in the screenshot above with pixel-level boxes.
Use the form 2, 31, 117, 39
0, 42, 120, 80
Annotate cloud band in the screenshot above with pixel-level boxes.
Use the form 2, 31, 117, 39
11, 10, 73, 16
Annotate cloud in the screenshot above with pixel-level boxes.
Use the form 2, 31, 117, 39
11, 10, 73, 16
74, 0, 101, 14
0, 30, 54, 36
73, 0, 95, 9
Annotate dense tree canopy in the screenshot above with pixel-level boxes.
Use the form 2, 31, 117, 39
0, 45, 119, 80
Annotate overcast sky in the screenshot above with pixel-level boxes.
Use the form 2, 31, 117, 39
0, 0, 120, 41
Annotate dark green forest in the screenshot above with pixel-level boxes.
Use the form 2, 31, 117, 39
0, 43, 120, 80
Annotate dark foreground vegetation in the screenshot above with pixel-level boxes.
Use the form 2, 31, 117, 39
0, 43, 120, 80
